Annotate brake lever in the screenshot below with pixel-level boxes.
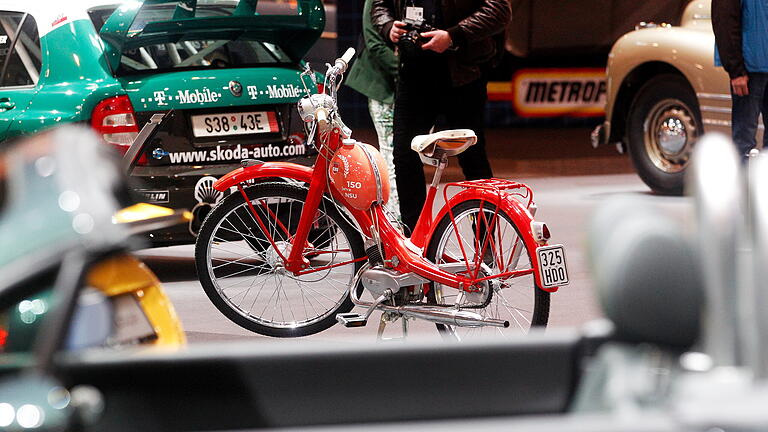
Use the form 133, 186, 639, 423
299, 64, 314, 97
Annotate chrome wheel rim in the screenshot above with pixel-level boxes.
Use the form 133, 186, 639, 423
643, 98, 698, 174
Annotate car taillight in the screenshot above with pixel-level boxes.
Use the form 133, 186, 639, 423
0, 326, 7, 350
91, 95, 139, 155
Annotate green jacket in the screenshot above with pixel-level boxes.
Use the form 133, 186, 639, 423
346, 0, 398, 104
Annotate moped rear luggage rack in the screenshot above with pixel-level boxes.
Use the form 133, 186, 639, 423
444, 178, 535, 210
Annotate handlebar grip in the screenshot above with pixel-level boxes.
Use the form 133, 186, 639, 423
340, 47, 355, 65
334, 48, 356, 74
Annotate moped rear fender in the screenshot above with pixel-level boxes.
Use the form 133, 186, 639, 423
426, 188, 558, 293
213, 162, 314, 192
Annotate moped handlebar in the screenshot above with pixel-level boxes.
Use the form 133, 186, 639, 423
327, 48, 356, 81
296, 48, 356, 140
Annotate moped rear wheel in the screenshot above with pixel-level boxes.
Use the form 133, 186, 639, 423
426, 199, 549, 340
195, 182, 365, 337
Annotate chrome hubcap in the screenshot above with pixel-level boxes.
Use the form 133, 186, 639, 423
658, 116, 687, 155
644, 99, 698, 174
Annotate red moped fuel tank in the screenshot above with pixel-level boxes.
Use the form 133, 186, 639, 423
328, 140, 390, 211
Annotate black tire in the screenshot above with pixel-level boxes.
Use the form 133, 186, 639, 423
626, 74, 702, 195
195, 182, 365, 337
425, 199, 550, 340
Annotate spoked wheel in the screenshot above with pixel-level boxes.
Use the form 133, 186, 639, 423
195, 182, 365, 337
426, 200, 550, 340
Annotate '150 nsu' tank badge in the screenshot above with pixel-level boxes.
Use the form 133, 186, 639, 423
328, 139, 390, 210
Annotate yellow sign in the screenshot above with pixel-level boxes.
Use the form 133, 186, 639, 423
488, 68, 607, 118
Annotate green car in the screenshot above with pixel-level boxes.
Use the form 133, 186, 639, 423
0, 0, 324, 244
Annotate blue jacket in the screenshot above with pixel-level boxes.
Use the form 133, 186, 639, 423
713, 0, 768, 78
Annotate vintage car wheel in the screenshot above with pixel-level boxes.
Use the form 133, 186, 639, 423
627, 74, 702, 195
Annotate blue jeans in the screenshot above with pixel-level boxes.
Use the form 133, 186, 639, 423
732, 72, 768, 157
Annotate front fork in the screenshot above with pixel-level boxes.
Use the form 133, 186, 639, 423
282, 131, 337, 273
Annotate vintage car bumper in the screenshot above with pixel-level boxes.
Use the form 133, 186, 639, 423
590, 121, 609, 148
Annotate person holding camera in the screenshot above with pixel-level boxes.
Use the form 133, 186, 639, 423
371, 0, 510, 233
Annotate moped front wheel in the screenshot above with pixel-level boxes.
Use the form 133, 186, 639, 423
426, 199, 550, 340
195, 182, 365, 337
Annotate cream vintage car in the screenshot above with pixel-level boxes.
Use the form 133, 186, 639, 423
592, 0, 761, 195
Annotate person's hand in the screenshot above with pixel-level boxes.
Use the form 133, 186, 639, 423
732, 75, 749, 96
420, 29, 452, 53
389, 21, 407, 44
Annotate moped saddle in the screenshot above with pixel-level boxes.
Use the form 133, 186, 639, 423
411, 129, 477, 160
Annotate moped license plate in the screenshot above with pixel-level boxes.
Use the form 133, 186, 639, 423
536, 244, 569, 288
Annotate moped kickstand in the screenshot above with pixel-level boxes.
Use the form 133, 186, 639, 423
376, 312, 410, 342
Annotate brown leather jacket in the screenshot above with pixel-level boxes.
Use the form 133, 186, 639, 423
371, 0, 511, 86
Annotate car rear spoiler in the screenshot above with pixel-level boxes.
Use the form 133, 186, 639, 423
99, 0, 324, 72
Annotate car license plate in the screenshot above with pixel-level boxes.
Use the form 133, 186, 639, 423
536, 244, 569, 288
191, 111, 278, 137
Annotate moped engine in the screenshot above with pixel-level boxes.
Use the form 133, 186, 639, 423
360, 266, 428, 299
361, 266, 401, 297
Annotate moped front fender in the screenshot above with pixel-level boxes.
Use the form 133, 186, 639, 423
213, 161, 375, 237
426, 188, 558, 293
213, 162, 314, 192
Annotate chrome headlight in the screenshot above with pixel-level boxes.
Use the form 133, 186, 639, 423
296, 94, 336, 123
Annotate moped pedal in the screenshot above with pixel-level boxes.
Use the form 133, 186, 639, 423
336, 312, 368, 328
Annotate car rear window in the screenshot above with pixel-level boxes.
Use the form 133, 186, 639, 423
0, 12, 41, 86
89, 2, 295, 75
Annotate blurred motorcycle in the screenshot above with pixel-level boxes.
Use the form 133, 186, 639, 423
0, 113, 187, 354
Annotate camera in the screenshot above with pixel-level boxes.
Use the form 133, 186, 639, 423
398, 18, 433, 57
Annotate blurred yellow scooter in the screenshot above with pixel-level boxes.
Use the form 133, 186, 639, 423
91, 203, 190, 347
